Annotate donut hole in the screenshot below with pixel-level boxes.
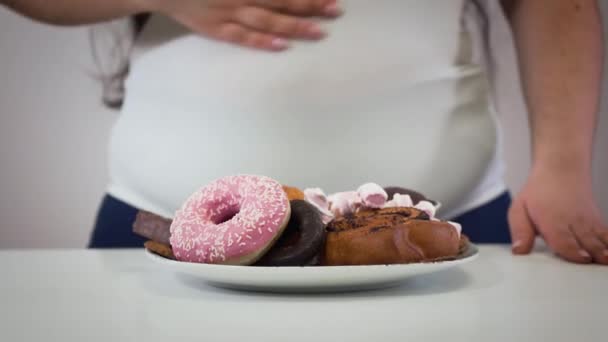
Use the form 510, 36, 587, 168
211, 204, 240, 224
278, 226, 302, 248
285, 229, 302, 246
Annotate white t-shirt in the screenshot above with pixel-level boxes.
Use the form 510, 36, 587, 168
108, 0, 510, 219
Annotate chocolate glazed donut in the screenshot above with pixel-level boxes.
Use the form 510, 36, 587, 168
256, 200, 326, 266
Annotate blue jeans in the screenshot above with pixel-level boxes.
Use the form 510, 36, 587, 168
448, 192, 512, 243
88, 192, 512, 248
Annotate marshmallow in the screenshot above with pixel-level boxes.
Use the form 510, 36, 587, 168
318, 209, 335, 225
303, 188, 334, 225
414, 200, 437, 218
328, 191, 361, 217
357, 183, 388, 208
304, 188, 329, 210
383, 193, 414, 208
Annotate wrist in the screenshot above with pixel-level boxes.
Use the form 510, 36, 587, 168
532, 142, 592, 174
532, 155, 592, 174
530, 159, 593, 188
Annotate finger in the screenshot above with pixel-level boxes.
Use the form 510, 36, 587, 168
214, 23, 289, 51
571, 222, 608, 264
595, 224, 608, 245
593, 224, 608, 260
542, 223, 592, 264
254, 0, 342, 17
507, 199, 536, 254
234, 6, 324, 39
320, 0, 341, 17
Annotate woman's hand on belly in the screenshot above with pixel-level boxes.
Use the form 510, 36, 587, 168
147, 0, 341, 50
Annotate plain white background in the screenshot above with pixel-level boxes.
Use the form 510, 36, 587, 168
1, 4, 607, 248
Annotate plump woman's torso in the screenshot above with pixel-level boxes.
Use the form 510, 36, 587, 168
109, 0, 505, 219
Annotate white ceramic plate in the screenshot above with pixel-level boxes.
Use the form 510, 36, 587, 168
145, 242, 478, 293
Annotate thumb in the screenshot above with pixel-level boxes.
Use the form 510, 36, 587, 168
508, 198, 536, 254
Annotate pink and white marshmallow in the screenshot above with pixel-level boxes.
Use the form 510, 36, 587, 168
303, 188, 334, 224
304, 188, 329, 210
357, 183, 388, 208
384, 193, 414, 208
414, 200, 437, 218
328, 191, 362, 217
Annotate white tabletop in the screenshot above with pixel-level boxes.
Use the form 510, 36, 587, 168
0, 246, 606, 342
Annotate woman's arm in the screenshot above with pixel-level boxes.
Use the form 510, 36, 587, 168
504, 0, 608, 263
505, 0, 601, 175
2, 0, 341, 50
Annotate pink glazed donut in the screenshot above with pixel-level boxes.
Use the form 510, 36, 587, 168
169, 175, 291, 265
